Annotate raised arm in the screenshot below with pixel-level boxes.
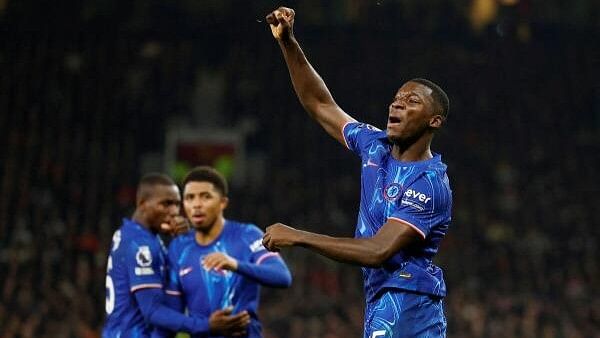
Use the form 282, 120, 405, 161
266, 7, 356, 146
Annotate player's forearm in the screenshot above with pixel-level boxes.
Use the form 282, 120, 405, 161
148, 307, 209, 335
135, 289, 210, 334
164, 292, 184, 312
236, 259, 292, 288
294, 230, 389, 267
278, 37, 337, 119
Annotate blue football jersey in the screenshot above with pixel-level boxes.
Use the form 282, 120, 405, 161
103, 219, 168, 338
343, 122, 453, 302
166, 220, 282, 338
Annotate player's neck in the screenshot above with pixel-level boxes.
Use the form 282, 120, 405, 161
131, 211, 155, 233
195, 216, 225, 245
391, 137, 433, 162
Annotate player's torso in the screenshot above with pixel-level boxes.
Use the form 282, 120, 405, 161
175, 227, 259, 318
356, 149, 452, 300
356, 151, 423, 239
104, 223, 167, 338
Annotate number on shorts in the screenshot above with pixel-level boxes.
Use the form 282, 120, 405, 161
106, 275, 115, 314
372, 330, 386, 338
105, 256, 115, 314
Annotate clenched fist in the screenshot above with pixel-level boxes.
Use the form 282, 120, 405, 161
262, 223, 301, 252
266, 7, 295, 40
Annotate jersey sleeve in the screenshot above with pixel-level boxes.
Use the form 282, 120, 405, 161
342, 121, 385, 158
241, 224, 283, 265
387, 173, 451, 239
135, 288, 209, 334
235, 224, 292, 288
126, 239, 164, 292
164, 239, 183, 297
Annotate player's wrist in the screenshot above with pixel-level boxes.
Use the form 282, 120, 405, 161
278, 34, 296, 47
293, 229, 309, 246
230, 258, 238, 271
182, 315, 210, 334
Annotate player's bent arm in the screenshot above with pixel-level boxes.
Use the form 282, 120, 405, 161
236, 256, 292, 288
152, 293, 187, 338
266, 220, 422, 267
277, 33, 356, 145
163, 291, 184, 312
134, 288, 210, 334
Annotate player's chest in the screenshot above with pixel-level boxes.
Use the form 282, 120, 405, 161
361, 161, 417, 202
178, 245, 245, 288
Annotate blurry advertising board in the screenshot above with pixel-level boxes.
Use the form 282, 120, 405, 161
165, 127, 245, 185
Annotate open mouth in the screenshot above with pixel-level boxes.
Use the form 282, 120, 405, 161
388, 116, 401, 124
191, 214, 206, 223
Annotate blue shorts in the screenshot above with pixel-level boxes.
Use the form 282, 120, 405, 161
363, 290, 446, 338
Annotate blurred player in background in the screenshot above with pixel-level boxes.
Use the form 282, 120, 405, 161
103, 173, 250, 338
262, 7, 452, 338
160, 166, 292, 338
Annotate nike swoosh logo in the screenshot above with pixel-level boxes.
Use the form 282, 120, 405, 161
365, 159, 378, 167
179, 267, 193, 276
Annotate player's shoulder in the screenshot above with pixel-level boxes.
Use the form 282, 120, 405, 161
169, 230, 195, 250
118, 219, 155, 247
225, 220, 268, 255
409, 154, 449, 178
226, 219, 263, 239
345, 122, 386, 139
344, 121, 389, 156
226, 219, 259, 230
423, 157, 451, 189
411, 168, 450, 192
403, 165, 452, 207
426, 158, 449, 174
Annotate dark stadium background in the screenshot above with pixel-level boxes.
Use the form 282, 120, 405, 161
1, 0, 599, 337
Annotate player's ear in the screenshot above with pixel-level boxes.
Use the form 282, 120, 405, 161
136, 195, 147, 208
136, 185, 153, 207
220, 196, 229, 211
429, 114, 443, 129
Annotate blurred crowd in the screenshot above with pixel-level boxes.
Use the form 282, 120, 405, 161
1, 1, 599, 337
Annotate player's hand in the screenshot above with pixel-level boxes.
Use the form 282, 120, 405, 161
262, 223, 300, 252
265, 7, 295, 40
208, 307, 251, 336
202, 252, 238, 272
160, 215, 190, 236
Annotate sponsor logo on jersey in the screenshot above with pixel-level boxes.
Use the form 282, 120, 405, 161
404, 189, 432, 204
400, 199, 425, 211
400, 189, 432, 211
136, 246, 152, 267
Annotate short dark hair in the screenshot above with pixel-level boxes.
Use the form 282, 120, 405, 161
136, 173, 176, 204
409, 78, 450, 118
182, 166, 228, 196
